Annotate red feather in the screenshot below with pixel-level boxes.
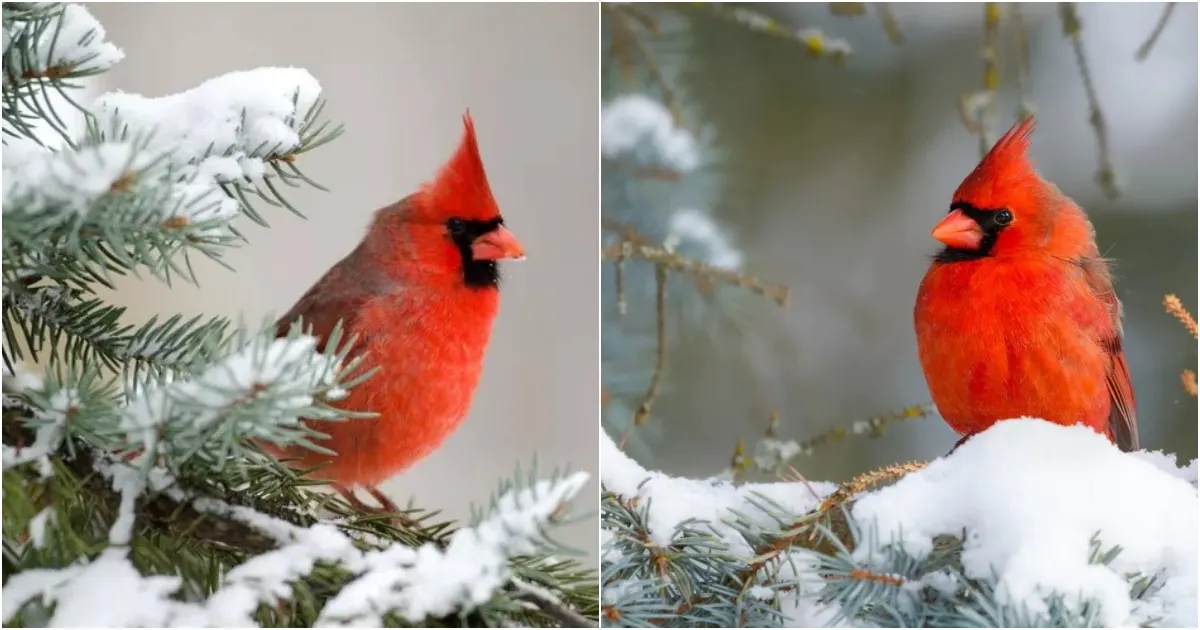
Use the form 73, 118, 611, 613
914, 118, 1138, 451
268, 112, 512, 486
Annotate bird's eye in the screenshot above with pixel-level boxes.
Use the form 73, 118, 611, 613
995, 210, 1014, 226
447, 218, 466, 235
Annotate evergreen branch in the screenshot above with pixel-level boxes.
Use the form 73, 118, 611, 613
1, 4, 122, 146
1135, 2, 1176, 62
2, 283, 232, 382
1060, 3, 1120, 199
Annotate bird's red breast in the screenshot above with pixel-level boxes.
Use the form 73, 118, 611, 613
914, 118, 1138, 451
269, 112, 524, 486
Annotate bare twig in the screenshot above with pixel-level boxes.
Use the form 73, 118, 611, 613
1136, 2, 1177, 62
1060, 3, 1120, 199
634, 266, 669, 427
704, 4, 854, 63
1182, 370, 1198, 397
797, 403, 937, 454
829, 3, 867, 17
601, 241, 791, 306
963, 3, 1002, 157
1012, 3, 1036, 119
1164, 294, 1197, 340
605, 4, 687, 126
875, 3, 905, 45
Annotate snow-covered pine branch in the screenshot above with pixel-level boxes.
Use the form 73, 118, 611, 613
600, 420, 1198, 628
2, 323, 366, 474
2, 454, 590, 628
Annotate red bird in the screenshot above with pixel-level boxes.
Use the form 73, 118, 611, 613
269, 113, 524, 512
914, 118, 1138, 452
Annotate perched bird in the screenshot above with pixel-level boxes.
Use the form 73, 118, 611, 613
914, 118, 1138, 452
269, 113, 525, 513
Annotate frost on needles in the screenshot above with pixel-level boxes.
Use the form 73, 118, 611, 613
1, 3, 596, 627
600, 419, 1197, 628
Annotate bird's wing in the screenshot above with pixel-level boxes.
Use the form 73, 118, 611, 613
1078, 256, 1139, 452
274, 251, 380, 358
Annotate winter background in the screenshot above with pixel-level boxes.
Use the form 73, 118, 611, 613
79, 3, 600, 564
604, 1, 1197, 488
601, 3, 1197, 627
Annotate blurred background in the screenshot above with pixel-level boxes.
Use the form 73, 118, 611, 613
602, 3, 1197, 483
85, 3, 599, 562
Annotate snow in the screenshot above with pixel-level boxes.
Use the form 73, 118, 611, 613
600, 94, 700, 172
1, 387, 76, 476
601, 431, 834, 558
119, 334, 343, 449
1, 4, 124, 80
89, 67, 321, 185
2, 142, 156, 215
27, 509, 54, 550
4, 454, 589, 628
319, 472, 589, 626
663, 208, 743, 271
851, 418, 1198, 628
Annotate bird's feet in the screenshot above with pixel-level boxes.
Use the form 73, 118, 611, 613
333, 483, 420, 528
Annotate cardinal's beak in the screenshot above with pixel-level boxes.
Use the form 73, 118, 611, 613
472, 225, 526, 261
931, 209, 983, 250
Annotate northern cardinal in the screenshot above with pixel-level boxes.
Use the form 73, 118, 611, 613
914, 118, 1138, 451
269, 113, 524, 513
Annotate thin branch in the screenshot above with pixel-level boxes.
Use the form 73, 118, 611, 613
1060, 3, 1120, 199
704, 4, 854, 63
633, 266, 668, 428
959, 3, 1002, 157
605, 4, 687, 127
1164, 294, 1197, 339
874, 3, 905, 45
600, 241, 790, 307
1012, 3, 1036, 119
1136, 2, 1177, 62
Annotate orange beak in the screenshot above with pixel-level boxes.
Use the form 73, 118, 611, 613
931, 209, 983, 250
471, 225, 525, 261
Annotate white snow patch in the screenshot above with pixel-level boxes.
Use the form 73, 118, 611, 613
663, 208, 743, 271
601, 94, 699, 172
318, 472, 589, 626
119, 334, 342, 449
27, 508, 55, 550
5, 456, 588, 627
90, 67, 321, 185
601, 432, 834, 558
852, 418, 1198, 628
1, 4, 124, 80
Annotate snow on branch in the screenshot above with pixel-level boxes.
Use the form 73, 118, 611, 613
319, 472, 590, 626
851, 419, 1198, 628
118, 327, 366, 463
2, 455, 591, 628
1, 3, 123, 81
88, 66, 342, 223
602, 420, 1199, 627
